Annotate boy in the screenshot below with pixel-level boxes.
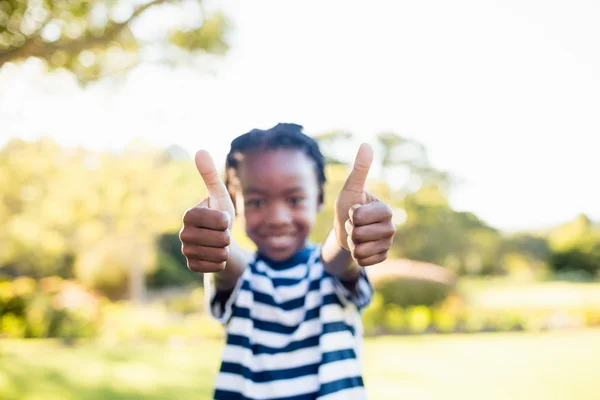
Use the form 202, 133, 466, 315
179, 123, 395, 399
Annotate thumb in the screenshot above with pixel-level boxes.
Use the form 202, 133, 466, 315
195, 150, 230, 201
343, 143, 374, 193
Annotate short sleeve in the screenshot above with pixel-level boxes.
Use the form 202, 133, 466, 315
331, 267, 374, 312
203, 273, 245, 325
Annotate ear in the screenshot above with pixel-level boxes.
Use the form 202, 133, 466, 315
317, 189, 324, 212
230, 192, 238, 216
225, 170, 240, 217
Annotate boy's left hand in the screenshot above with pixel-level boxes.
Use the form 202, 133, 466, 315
334, 143, 396, 267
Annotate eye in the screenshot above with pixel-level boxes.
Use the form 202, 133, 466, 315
245, 199, 265, 209
288, 197, 306, 207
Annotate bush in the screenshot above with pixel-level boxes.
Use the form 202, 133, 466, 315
549, 248, 600, 279
99, 301, 224, 344
405, 306, 432, 333
432, 307, 459, 333
382, 304, 405, 333
375, 277, 454, 307
0, 276, 104, 339
361, 288, 599, 336
362, 292, 385, 336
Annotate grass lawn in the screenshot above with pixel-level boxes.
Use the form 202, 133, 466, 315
1, 329, 599, 400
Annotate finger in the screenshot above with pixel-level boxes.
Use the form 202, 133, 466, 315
344, 219, 353, 236
179, 227, 231, 247
347, 235, 356, 253
342, 143, 374, 193
195, 150, 229, 200
182, 207, 230, 231
196, 197, 209, 208
187, 259, 226, 273
351, 221, 396, 243
349, 200, 393, 226
182, 245, 229, 263
356, 250, 388, 267
353, 237, 393, 260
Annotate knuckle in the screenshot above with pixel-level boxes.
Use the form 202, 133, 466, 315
357, 258, 370, 267
182, 209, 193, 225
221, 230, 231, 246
181, 244, 193, 258
211, 262, 227, 273
383, 204, 393, 219
216, 247, 229, 263
352, 208, 365, 225
378, 251, 389, 263
345, 218, 353, 231
179, 229, 192, 244
187, 258, 202, 272
183, 207, 203, 225
351, 227, 363, 242
188, 259, 226, 273
205, 209, 228, 230
216, 212, 229, 230
378, 238, 392, 251
353, 244, 368, 259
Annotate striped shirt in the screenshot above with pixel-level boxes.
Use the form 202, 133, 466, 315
204, 245, 373, 400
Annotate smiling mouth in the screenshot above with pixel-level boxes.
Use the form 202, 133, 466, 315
264, 235, 296, 249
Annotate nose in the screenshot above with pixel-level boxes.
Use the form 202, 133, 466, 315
266, 201, 292, 227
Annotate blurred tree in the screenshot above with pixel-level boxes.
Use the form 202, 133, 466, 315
312, 130, 354, 165
394, 185, 503, 275
0, 137, 203, 299
147, 232, 197, 289
499, 233, 550, 280
501, 233, 551, 261
311, 130, 501, 275
0, 0, 230, 84
547, 214, 600, 279
376, 132, 453, 197
0, 138, 74, 278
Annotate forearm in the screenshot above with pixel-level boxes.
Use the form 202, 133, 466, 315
213, 240, 251, 292
321, 227, 361, 282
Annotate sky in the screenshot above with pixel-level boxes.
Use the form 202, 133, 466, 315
1, 0, 599, 232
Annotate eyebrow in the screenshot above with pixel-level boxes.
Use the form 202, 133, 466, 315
244, 186, 306, 195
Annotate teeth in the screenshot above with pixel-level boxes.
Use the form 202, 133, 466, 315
267, 235, 292, 247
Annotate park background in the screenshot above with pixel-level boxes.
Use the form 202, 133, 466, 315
1, 0, 599, 399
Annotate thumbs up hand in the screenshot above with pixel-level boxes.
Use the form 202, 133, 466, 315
334, 143, 396, 267
179, 150, 235, 273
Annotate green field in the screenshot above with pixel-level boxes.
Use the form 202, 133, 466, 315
1, 329, 599, 400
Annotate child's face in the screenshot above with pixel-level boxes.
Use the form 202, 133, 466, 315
235, 149, 322, 262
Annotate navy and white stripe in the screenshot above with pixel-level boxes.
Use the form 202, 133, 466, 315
204, 245, 373, 400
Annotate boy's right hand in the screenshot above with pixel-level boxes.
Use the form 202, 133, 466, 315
179, 150, 235, 273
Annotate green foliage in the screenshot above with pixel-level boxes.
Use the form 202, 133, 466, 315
382, 304, 405, 332
0, 276, 104, 339
393, 186, 506, 276
147, 233, 198, 289
0, 138, 201, 298
99, 299, 224, 344
404, 306, 432, 333
1, 131, 597, 304
376, 277, 454, 307
361, 292, 385, 336
0, 0, 231, 84
547, 214, 600, 278
550, 249, 600, 279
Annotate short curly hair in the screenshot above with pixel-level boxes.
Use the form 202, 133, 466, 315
225, 123, 327, 207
